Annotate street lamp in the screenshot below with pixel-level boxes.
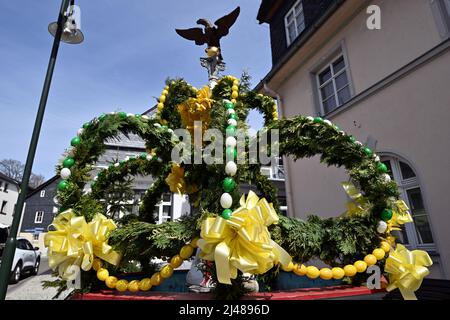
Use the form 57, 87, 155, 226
0, 0, 83, 299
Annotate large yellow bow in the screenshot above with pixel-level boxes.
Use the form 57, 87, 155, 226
385, 244, 433, 300
44, 210, 121, 280
198, 191, 292, 285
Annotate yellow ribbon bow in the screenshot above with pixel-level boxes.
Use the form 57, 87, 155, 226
341, 182, 371, 217
177, 86, 213, 136
44, 210, 121, 281
198, 191, 292, 285
384, 244, 433, 300
165, 164, 198, 195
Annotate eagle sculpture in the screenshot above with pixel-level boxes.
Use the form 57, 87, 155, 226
175, 6, 241, 60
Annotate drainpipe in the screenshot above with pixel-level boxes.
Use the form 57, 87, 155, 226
262, 83, 296, 218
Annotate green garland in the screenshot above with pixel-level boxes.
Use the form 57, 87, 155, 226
51, 75, 404, 299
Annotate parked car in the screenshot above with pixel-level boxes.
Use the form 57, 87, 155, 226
0, 237, 41, 284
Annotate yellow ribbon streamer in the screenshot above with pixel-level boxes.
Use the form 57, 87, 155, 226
44, 210, 121, 281
198, 191, 292, 285
387, 200, 413, 233
341, 182, 371, 217
385, 244, 433, 300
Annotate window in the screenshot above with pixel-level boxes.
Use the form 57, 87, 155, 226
155, 193, 172, 224
316, 55, 352, 114
17, 239, 27, 250
33, 233, 39, 241
381, 156, 435, 250
40, 190, 46, 198
34, 211, 44, 224
285, 0, 305, 46
3, 183, 8, 192
0, 201, 7, 214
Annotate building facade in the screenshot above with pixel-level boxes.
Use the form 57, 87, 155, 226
0, 172, 20, 228
256, 0, 450, 279
19, 176, 60, 253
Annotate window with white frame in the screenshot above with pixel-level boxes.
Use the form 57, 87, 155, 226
34, 211, 44, 224
381, 156, 435, 250
40, 190, 46, 198
285, 0, 305, 46
155, 193, 172, 224
316, 55, 352, 115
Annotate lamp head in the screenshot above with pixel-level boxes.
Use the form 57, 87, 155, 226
48, 4, 84, 44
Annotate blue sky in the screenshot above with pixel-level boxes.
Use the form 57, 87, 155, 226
0, 0, 271, 180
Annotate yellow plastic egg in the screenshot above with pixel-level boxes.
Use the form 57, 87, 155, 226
180, 245, 194, 259
138, 278, 152, 291
231, 91, 239, 99
115, 280, 129, 292
170, 255, 184, 269
128, 280, 140, 292
364, 254, 377, 266
97, 268, 109, 281
157, 103, 164, 110
105, 276, 118, 289
206, 46, 219, 57
373, 248, 386, 260
160, 265, 174, 279
306, 266, 320, 279
92, 259, 103, 271
232, 85, 239, 92
294, 264, 307, 276
162, 90, 169, 96
332, 267, 345, 279
231, 99, 237, 104
159, 95, 166, 103
281, 261, 295, 272
380, 241, 391, 253
190, 237, 200, 248
319, 268, 333, 280
354, 260, 368, 273
150, 273, 163, 286
343, 265, 357, 277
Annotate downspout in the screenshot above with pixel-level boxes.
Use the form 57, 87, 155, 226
263, 83, 296, 218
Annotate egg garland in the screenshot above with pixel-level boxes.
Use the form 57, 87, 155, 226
219, 78, 240, 219
95, 238, 199, 293
283, 241, 391, 280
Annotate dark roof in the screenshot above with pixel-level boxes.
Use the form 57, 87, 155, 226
0, 172, 20, 187
142, 105, 157, 116
255, 0, 345, 92
25, 175, 59, 198
257, 0, 283, 24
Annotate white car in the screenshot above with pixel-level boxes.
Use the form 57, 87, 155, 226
0, 237, 41, 284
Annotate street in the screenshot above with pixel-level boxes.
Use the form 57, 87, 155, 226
5, 257, 72, 300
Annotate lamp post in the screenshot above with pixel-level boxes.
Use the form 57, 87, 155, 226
0, 0, 83, 299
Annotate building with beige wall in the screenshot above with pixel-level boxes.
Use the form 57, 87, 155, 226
256, 0, 450, 279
